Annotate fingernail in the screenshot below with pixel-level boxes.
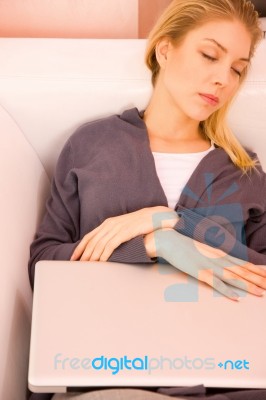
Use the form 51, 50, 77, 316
232, 293, 240, 301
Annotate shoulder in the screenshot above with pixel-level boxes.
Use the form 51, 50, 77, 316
57, 108, 146, 168
68, 107, 145, 148
202, 147, 266, 197
209, 146, 265, 176
241, 148, 266, 185
70, 113, 122, 145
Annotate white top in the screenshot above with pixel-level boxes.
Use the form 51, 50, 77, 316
152, 144, 215, 209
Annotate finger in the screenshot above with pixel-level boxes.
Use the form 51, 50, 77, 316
98, 239, 122, 261
89, 222, 137, 261
211, 266, 265, 296
198, 254, 266, 295
71, 223, 108, 260
90, 229, 130, 261
230, 265, 266, 288
239, 263, 266, 277
79, 236, 107, 261
223, 263, 266, 289
74, 223, 116, 261
199, 270, 240, 301
223, 266, 266, 293
219, 252, 263, 270
80, 228, 123, 261
70, 235, 91, 260
71, 217, 123, 260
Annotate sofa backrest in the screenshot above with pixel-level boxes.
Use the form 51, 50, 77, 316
0, 30, 266, 180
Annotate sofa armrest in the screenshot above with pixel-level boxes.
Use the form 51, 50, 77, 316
0, 105, 50, 400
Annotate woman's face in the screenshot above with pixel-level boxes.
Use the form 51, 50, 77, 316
157, 19, 252, 122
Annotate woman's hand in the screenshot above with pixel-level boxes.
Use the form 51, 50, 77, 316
144, 229, 266, 301
70, 206, 178, 262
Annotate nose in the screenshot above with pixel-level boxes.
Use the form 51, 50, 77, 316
213, 65, 231, 87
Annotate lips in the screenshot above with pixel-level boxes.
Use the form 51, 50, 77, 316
199, 93, 219, 106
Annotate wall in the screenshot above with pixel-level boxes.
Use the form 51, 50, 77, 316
138, 0, 171, 38
0, 0, 264, 39
0, 0, 172, 39
0, 0, 139, 38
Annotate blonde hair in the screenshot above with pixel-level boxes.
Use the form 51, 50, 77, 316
145, 0, 263, 172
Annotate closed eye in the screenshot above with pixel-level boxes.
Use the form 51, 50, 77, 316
202, 53, 217, 62
202, 52, 242, 77
232, 68, 242, 77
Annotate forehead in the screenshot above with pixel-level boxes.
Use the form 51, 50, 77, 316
183, 19, 252, 58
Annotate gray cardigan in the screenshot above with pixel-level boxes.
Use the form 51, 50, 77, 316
29, 108, 266, 288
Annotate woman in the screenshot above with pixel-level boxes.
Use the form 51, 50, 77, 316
29, 0, 266, 399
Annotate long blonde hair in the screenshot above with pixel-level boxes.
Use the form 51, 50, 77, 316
145, 0, 263, 172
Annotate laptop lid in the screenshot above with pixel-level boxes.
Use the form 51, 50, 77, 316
28, 260, 266, 393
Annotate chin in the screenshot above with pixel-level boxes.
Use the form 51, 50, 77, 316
190, 107, 219, 122
187, 112, 214, 122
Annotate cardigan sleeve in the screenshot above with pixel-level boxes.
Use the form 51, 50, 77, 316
28, 139, 155, 289
170, 155, 266, 265
28, 139, 81, 288
108, 236, 155, 264
172, 205, 266, 265
245, 211, 266, 260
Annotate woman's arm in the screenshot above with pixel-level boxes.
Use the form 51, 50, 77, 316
29, 140, 176, 288
144, 228, 266, 301
28, 139, 81, 287
70, 206, 179, 261
172, 205, 266, 264
70, 206, 266, 300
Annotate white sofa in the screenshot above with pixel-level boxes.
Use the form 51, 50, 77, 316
0, 24, 266, 399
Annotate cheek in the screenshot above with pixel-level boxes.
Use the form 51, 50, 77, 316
176, 59, 199, 81
165, 59, 198, 92
224, 80, 240, 101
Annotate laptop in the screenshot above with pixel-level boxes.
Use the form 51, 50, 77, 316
28, 260, 266, 393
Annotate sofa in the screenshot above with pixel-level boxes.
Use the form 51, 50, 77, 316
0, 22, 265, 399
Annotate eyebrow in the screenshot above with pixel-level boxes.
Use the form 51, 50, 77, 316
203, 38, 250, 62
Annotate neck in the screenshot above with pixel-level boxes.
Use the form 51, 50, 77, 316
143, 80, 202, 142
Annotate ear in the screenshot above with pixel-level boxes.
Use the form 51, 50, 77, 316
155, 38, 171, 69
